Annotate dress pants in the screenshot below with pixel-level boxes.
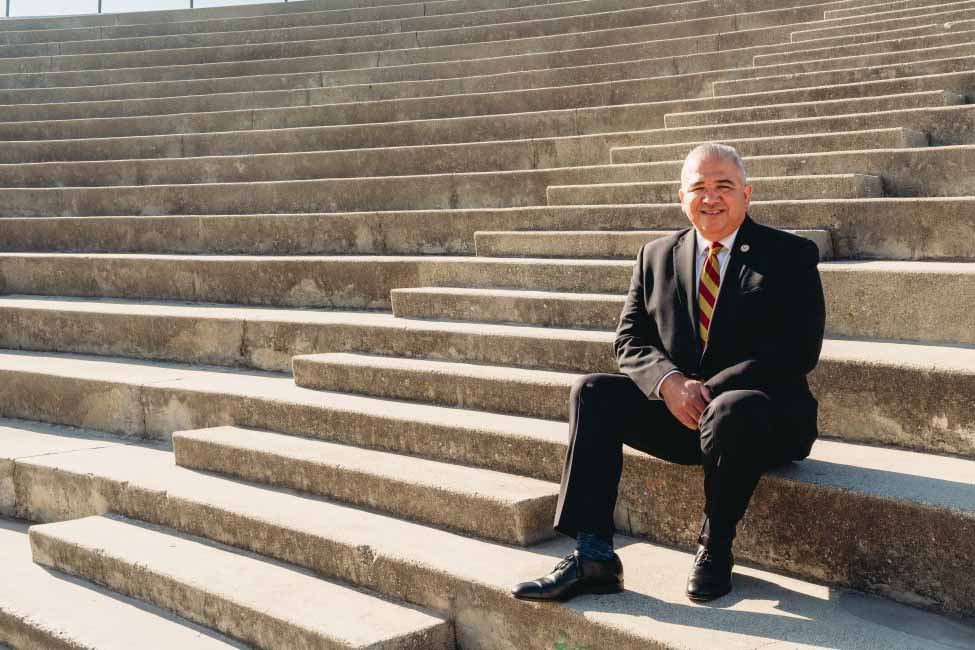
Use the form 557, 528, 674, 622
553, 373, 803, 545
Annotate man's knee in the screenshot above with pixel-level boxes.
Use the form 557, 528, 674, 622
699, 390, 771, 460
570, 373, 620, 409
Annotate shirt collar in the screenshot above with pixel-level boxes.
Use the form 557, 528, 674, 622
695, 226, 740, 257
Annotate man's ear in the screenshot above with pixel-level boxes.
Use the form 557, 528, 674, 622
678, 189, 685, 203
742, 184, 752, 206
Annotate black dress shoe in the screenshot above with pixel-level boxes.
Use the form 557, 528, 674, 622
512, 550, 623, 602
686, 544, 734, 602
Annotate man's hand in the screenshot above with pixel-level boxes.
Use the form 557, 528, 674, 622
659, 373, 712, 430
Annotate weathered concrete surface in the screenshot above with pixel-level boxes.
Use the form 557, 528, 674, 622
0, 25, 964, 120
1, 320, 973, 459
174, 426, 557, 545
294, 352, 575, 420
0, 514, 248, 650
610, 128, 928, 163
0, 0, 971, 643
470, 228, 839, 259
30, 516, 455, 650
663, 90, 965, 129
0, 24, 965, 116
547, 174, 884, 205
1, 70, 971, 167
0, 199, 966, 260
6, 424, 975, 625
0, 256, 972, 345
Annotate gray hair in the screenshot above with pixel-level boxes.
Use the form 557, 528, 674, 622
680, 143, 748, 188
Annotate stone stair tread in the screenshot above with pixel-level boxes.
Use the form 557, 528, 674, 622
1, 293, 973, 370
0, 347, 570, 441
28, 515, 454, 650
0, 87, 963, 165
175, 424, 557, 503
173, 424, 559, 544
0, 293, 613, 341
547, 173, 882, 189
5, 422, 974, 649
393, 285, 628, 300
0, 61, 954, 139
0, 517, 246, 650
0, 33, 959, 114
294, 335, 975, 386
0, 22, 937, 103
0, 0, 830, 68
296, 351, 581, 385
661, 89, 964, 122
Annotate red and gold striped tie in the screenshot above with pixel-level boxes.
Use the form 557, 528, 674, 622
698, 241, 723, 348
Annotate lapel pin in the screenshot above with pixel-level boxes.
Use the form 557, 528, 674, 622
740, 244, 750, 253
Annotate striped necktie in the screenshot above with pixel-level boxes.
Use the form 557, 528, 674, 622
698, 241, 723, 348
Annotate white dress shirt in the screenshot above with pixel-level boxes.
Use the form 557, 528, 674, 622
652, 227, 741, 398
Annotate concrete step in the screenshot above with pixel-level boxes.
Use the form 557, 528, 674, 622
3, 48, 971, 144
0, 12, 951, 106
7, 421, 975, 624
0, 2, 842, 70
173, 425, 557, 545
824, 0, 955, 20
293, 352, 576, 420
0, 0, 953, 68
0, 304, 975, 460
0, 168, 892, 218
616, 103, 975, 153
663, 89, 965, 128
546, 173, 884, 205
0, 71, 959, 170
611, 127, 928, 163
0, 198, 968, 261
0, 3, 953, 85
0, 0, 455, 31
0, 26, 964, 121
0, 165, 649, 217
715, 51, 975, 97
1, 255, 972, 346
791, 1, 975, 42
0, 516, 247, 650
0, 125, 954, 192
288, 338, 975, 461
0, 0, 694, 49
1, 64, 971, 167
391, 286, 625, 329
754, 24, 975, 65
472, 228, 834, 259
638, 145, 975, 198
29, 515, 454, 650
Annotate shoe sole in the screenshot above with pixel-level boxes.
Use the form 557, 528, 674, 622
511, 582, 624, 602
686, 586, 732, 603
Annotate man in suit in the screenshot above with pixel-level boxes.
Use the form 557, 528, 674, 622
512, 143, 825, 603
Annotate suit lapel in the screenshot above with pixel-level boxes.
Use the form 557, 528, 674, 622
673, 229, 701, 360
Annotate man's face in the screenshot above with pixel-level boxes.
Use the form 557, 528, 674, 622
678, 154, 752, 242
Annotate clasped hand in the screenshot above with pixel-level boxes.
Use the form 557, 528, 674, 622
659, 373, 712, 430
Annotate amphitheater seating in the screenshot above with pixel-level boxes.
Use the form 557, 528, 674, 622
0, 0, 972, 647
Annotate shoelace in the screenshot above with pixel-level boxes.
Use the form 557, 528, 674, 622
553, 554, 576, 571
695, 549, 714, 567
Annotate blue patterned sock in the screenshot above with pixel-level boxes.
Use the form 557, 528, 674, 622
576, 531, 615, 561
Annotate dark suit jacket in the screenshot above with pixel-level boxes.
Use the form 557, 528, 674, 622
614, 215, 826, 459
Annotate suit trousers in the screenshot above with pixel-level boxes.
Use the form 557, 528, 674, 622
553, 373, 802, 545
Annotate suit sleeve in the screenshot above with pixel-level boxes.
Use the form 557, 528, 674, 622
614, 244, 680, 399
704, 238, 825, 395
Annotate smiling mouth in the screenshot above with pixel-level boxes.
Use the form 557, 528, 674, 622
700, 208, 725, 216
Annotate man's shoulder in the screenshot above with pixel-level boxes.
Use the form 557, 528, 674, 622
747, 218, 820, 262
639, 228, 691, 260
